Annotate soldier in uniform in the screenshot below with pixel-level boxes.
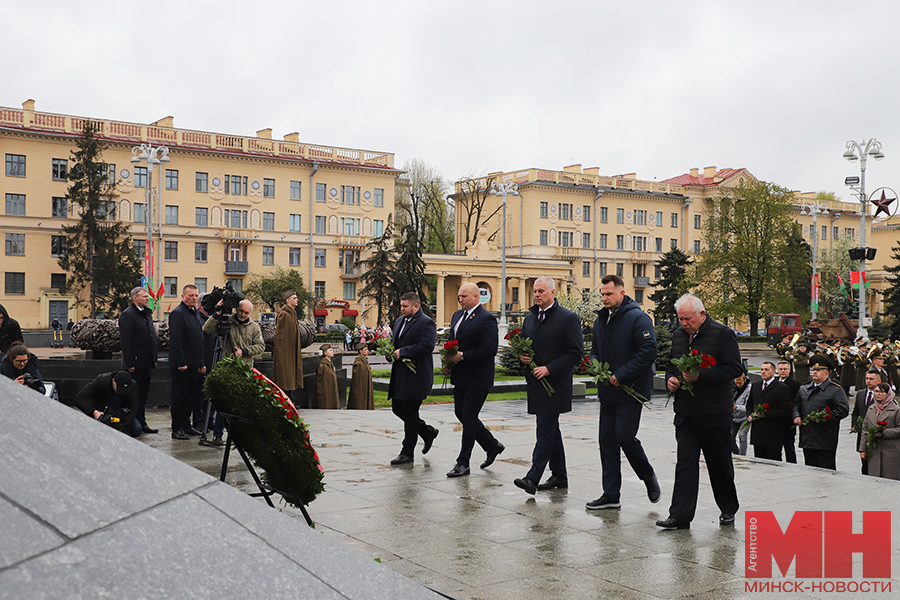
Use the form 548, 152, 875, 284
792, 355, 850, 470
791, 340, 811, 384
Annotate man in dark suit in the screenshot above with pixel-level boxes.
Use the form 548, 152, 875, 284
118, 286, 159, 434
870, 350, 893, 390
388, 292, 438, 465
658, 294, 742, 530
443, 283, 504, 477
746, 361, 791, 461
513, 277, 583, 495
776, 360, 801, 463
851, 369, 882, 475
168, 284, 206, 440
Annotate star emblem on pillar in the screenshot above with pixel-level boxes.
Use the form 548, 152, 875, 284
871, 190, 897, 218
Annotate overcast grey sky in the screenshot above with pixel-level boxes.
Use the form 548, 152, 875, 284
3, 0, 898, 198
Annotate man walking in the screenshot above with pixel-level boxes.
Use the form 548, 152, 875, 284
119, 286, 159, 434
746, 361, 791, 461
388, 292, 438, 465
658, 294, 742, 529
168, 285, 206, 440
776, 360, 801, 463
443, 283, 504, 478
793, 355, 849, 469
586, 274, 659, 509
513, 277, 583, 495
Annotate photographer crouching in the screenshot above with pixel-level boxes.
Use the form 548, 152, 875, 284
1, 344, 46, 395
67, 370, 142, 437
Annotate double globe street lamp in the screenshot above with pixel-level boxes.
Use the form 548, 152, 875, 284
800, 201, 829, 320
131, 143, 170, 319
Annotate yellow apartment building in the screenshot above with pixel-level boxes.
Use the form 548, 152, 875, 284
1, 100, 397, 329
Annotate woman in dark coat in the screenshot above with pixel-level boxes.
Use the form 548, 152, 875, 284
348, 343, 374, 410
315, 344, 340, 409
0, 344, 46, 395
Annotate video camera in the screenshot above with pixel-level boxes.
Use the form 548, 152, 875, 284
201, 281, 245, 316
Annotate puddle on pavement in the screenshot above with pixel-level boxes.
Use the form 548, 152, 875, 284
316, 443, 350, 448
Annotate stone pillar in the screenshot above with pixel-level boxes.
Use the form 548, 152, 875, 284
518, 278, 527, 311
436, 274, 446, 327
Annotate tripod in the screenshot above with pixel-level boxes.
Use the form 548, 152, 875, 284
198, 315, 231, 447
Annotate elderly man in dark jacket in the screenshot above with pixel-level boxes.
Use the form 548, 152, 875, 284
513, 277, 584, 495
168, 285, 206, 440
118, 286, 159, 434
585, 275, 659, 509
793, 355, 849, 470
658, 293, 743, 530
68, 370, 141, 437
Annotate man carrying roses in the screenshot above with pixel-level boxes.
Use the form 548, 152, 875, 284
746, 361, 791, 461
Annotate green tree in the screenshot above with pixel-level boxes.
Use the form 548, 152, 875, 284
817, 234, 859, 317
57, 123, 140, 317
392, 224, 431, 320
243, 266, 314, 316
696, 180, 803, 333
358, 215, 396, 325
556, 288, 602, 326
395, 158, 454, 254
882, 242, 900, 338
781, 223, 812, 320
649, 247, 692, 325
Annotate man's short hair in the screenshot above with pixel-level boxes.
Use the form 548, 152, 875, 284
600, 274, 625, 288
534, 276, 556, 290
674, 293, 704, 314
130, 286, 145, 298
867, 368, 884, 381
761, 361, 777, 371
400, 292, 420, 304
182, 284, 198, 294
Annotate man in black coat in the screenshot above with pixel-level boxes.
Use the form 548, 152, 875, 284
68, 370, 141, 437
850, 369, 882, 475
776, 360, 801, 463
168, 285, 206, 440
0, 303, 24, 354
658, 294, 742, 530
746, 361, 791, 461
118, 286, 159, 434
443, 283, 504, 478
513, 277, 583, 495
585, 274, 659, 509
792, 355, 849, 469
388, 292, 438, 465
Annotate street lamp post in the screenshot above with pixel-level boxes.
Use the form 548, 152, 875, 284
490, 182, 519, 338
131, 143, 170, 319
843, 138, 884, 339
800, 201, 829, 320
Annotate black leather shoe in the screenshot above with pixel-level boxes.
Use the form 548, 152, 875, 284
645, 473, 661, 503
185, 426, 203, 436
719, 512, 736, 526
480, 442, 505, 469
514, 477, 537, 495
390, 454, 413, 465
446, 464, 470, 478
656, 517, 690, 530
422, 428, 438, 454
142, 426, 159, 434
537, 475, 568, 490
171, 430, 190, 440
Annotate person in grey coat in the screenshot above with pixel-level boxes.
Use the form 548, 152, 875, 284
857, 383, 900, 480
792, 355, 849, 470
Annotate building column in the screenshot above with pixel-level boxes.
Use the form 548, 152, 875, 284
518, 278, 527, 310
436, 274, 446, 327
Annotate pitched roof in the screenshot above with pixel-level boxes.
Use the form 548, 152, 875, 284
661, 168, 748, 187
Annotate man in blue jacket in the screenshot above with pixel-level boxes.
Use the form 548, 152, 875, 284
586, 275, 659, 509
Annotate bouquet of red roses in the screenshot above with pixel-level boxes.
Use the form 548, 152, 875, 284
439, 339, 459, 384
506, 327, 554, 395
800, 406, 832, 426
375, 336, 416, 373
740, 402, 769, 431
580, 356, 650, 407
666, 349, 716, 404
864, 419, 889, 457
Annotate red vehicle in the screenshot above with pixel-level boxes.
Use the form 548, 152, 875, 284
766, 314, 802, 346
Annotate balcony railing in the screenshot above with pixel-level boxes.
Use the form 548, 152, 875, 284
554, 246, 578, 258
340, 266, 361, 279
221, 228, 253, 243
224, 261, 249, 275
338, 235, 367, 248
634, 277, 651, 287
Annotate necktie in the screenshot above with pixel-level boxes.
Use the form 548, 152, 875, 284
538, 310, 546, 324
867, 391, 873, 407
762, 381, 767, 392
454, 311, 469, 336
399, 318, 410, 337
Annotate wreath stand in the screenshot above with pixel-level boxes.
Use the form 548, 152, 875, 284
217, 411, 314, 527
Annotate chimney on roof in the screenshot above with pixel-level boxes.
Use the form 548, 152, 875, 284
284, 132, 300, 143
690, 168, 699, 177
703, 166, 717, 178
584, 167, 600, 175
256, 128, 272, 140
563, 164, 582, 174
22, 99, 35, 112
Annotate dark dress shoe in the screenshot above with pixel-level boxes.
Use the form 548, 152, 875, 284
142, 426, 159, 434
422, 428, 438, 454
446, 464, 470, 478
390, 454, 413, 465
185, 426, 203, 436
514, 477, 537, 495
656, 517, 690, 530
645, 473, 661, 503
719, 513, 736, 526
480, 442, 505, 469
171, 430, 190, 440
537, 475, 568, 490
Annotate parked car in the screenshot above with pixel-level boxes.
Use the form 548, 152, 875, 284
317, 323, 349, 334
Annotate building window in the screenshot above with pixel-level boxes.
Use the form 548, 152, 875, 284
105, 163, 116, 184
374, 188, 384, 207
165, 205, 179, 225
582, 261, 590, 277
600, 207, 608, 223
539, 230, 548, 246
314, 248, 326, 267
540, 202, 548, 219
165, 169, 178, 190
6, 233, 25, 255
164, 277, 178, 297
5, 193, 25, 216
671, 213, 678, 228
833, 226, 839, 239
599, 234, 607, 249
262, 212, 275, 231
671, 238, 678, 249
227, 278, 242, 293
195, 207, 208, 227
616, 263, 624, 277
694, 214, 701, 229
5, 272, 24, 294
655, 237, 662, 252
133, 240, 145, 260
374, 219, 384, 237
635, 210, 646, 226
635, 290, 644, 304
196, 172, 208, 193
134, 166, 147, 188
165, 241, 178, 261
560, 203, 572, 220
195, 278, 207, 294
290, 180, 301, 200
654, 264, 662, 279
694, 240, 701, 253
316, 183, 326, 202
560, 231, 572, 247
52, 158, 68, 181
340, 185, 355, 205
225, 209, 247, 228
598, 262, 607, 276
616, 235, 624, 250
635, 236, 645, 251
315, 216, 326, 234
289, 247, 301, 266
51, 273, 66, 290
50, 235, 66, 257
634, 264, 646, 278
581, 205, 590, 222
290, 214, 301, 233
821, 225, 827, 240
194, 242, 207, 263
134, 203, 146, 223
845, 227, 855, 238
314, 281, 326, 299
582, 233, 591, 248
342, 217, 360, 236
52, 197, 67, 218
5, 154, 25, 177
262, 245, 274, 265
617, 208, 624, 224
263, 178, 275, 198
343, 282, 356, 301
656, 211, 663, 227
94, 201, 116, 220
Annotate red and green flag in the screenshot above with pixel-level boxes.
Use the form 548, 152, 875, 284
850, 270, 870, 290
836, 271, 849, 299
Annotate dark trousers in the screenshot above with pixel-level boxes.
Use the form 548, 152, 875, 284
803, 448, 836, 470
668, 414, 739, 523
170, 367, 200, 433
783, 428, 797, 464
599, 401, 654, 499
132, 367, 152, 426
526, 412, 566, 484
861, 456, 869, 475
392, 397, 432, 456
453, 386, 499, 468
753, 445, 782, 461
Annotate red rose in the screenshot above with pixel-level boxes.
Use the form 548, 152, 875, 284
700, 360, 709, 369
708, 356, 716, 366
877, 420, 887, 426
691, 349, 699, 356
762, 403, 769, 410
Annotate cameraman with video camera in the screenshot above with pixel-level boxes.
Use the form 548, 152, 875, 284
68, 370, 142, 437
1, 344, 46, 395
202, 298, 264, 368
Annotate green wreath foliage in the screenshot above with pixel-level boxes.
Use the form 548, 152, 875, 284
204, 356, 325, 505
